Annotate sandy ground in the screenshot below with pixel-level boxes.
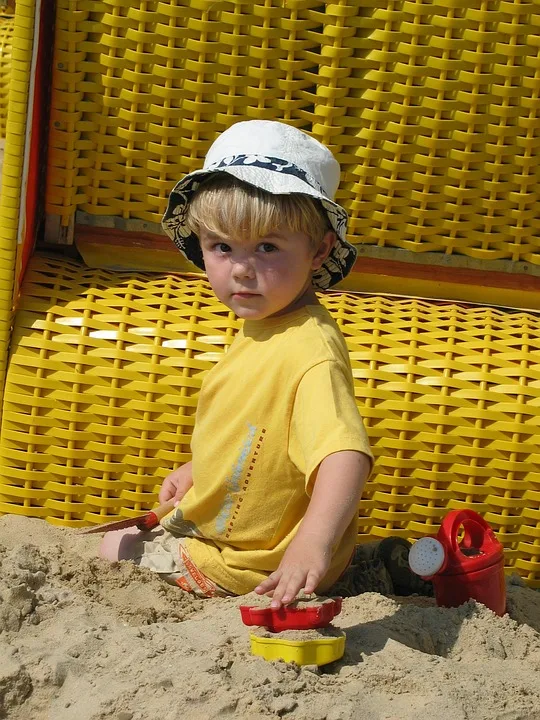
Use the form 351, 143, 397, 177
1, 515, 540, 720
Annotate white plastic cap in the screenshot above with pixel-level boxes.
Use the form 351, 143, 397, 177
408, 537, 446, 577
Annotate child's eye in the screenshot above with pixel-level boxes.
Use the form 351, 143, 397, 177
214, 242, 231, 253
259, 242, 278, 253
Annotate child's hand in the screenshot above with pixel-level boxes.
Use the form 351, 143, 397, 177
253, 536, 331, 608
158, 462, 194, 505
255, 451, 370, 608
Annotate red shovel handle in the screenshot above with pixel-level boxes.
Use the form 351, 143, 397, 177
136, 498, 177, 530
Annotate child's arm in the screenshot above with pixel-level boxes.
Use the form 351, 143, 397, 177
254, 450, 370, 608
158, 461, 194, 504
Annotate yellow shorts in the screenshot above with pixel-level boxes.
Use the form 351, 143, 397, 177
131, 529, 232, 598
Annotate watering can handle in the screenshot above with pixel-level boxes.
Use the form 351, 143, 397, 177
439, 509, 500, 555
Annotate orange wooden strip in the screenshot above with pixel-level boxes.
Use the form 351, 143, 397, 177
352, 257, 540, 293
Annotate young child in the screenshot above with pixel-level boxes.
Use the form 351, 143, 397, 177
100, 120, 374, 607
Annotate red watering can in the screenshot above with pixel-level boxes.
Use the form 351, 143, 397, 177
408, 509, 506, 616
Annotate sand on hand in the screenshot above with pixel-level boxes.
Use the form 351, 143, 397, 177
1, 514, 540, 720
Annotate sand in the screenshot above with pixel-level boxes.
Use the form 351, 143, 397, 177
240, 592, 335, 608
1, 515, 540, 720
250, 625, 345, 641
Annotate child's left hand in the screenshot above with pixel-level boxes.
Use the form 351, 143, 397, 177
253, 536, 331, 608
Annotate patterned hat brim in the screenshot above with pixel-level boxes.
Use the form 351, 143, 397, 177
161, 154, 357, 290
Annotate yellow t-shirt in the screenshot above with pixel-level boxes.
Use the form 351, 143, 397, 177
161, 304, 373, 595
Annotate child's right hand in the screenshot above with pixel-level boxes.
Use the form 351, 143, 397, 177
158, 462, 194, 504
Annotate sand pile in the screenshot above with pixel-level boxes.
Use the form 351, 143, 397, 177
1, 515, 540, 720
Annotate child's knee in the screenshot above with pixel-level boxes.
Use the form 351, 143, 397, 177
99, 526, 143, 562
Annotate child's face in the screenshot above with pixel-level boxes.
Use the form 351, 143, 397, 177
199, 225, 333, 320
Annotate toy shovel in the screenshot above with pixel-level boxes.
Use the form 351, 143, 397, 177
82, 498, 177, 534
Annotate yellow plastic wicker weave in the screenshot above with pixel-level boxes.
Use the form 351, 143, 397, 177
0, 0, 35, 411
0, 15, 13, 138
1, 254, 539, 587
45, 0, 540, 268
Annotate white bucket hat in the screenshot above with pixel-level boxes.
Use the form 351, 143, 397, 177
162, 120, 357, 290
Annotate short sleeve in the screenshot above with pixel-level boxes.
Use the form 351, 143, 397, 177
288, 360, 373, 494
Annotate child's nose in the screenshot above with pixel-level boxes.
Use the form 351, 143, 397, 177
231, 256, 255, 279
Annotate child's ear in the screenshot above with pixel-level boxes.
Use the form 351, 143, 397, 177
311, 231, 336, 270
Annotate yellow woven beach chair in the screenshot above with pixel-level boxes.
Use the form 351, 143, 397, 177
0, 254, 538, 587
0, 0, 539, 590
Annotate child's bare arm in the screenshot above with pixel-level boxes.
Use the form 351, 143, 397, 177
254, 450, 371, 608
158, 461, 194, 504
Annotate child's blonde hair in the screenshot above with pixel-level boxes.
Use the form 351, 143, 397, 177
186, 174, 331, 248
